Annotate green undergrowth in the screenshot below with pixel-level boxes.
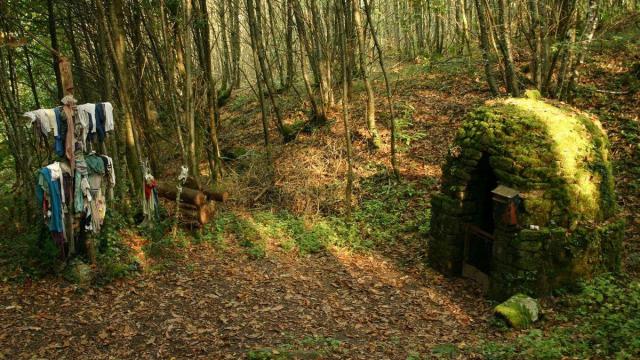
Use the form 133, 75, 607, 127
93, 210, 141, 285
395, 102, 427, 152
475, 274, 640, 359
204, 209, 365, 257
202, 175, 433, 258
0, 198, 139, 285
356, 173, 433, 246
246, 335, 344, 359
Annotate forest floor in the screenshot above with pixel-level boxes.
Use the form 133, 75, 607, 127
1, 17, 640, 360
0, 60, 497, 359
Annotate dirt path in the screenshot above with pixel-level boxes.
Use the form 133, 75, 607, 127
0, 242, 492, 359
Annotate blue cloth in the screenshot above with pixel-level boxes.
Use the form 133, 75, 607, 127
95, 103, 106, 142
35, 168, 64, 233
74, 170, 84, 213
53, 107, 65, 157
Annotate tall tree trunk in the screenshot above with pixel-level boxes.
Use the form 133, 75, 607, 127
197, 0, 224, 182
528, 0, 542, 90
284, 0, 296, 89
46, 0, 63, 101
64, 6, 89, 100
218, 0, 231, 91
22, 45, 40, 108
247, 0, 287, 138
184, 0, 199, 186
97, 0, 144, 200
474, 0, 500, 96
542, 0, 576, 95
564, 0, 598, 101
230, 0, 242, 88
159, 0, 187, 163
132, 0, 160, 174
266, 0, 285, 88
495, 0, 520, 96
363, 0, 400, 180
338, 0, 354, 217
352, 0, 381, 149
459, 0, 472, 57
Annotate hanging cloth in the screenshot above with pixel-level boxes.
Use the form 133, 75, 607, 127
95, 103, 106, 142
53, 107, 66, 157
103, 102, 114, 132
63, 104, 75, 166
46, 162, 65, 207
85, 153, 105, 175
77, 103, 96, 150
35, 167, 64, 233
33, 109, 51, 134
43, 109, 58, 137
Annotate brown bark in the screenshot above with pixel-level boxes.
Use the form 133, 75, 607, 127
157, 182, 208, 207
96, 0, 144, 198
474, 0, 499, 96
496, 0, 520, 96
352, 0, 381, 149
46, 0, 63, 101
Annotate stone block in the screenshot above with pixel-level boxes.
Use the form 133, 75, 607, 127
494, 294, 540, 329
515, 250, 542, 270
522, 167, 555, 181
490, 156, 517, 173
461, 148, 482, 160
494, 169, 527, 188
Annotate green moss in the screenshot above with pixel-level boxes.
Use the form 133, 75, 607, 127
494, 293, 540, 329
464, 98, 614, 226
521, 197, 553, 225
430, 95, 621, 297
524, 89, 543, 100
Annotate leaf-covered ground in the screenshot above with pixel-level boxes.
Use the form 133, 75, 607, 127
0, 240, 496, 359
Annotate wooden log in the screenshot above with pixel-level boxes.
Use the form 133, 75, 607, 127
184, 176, 201, 190
203, 189, 228, 202
183, 176, 228, 202
179, 202, 199, 211
157, 181, 207, 207
180, 206, 210, 225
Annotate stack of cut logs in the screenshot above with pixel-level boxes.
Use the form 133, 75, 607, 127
157, 177, 228, 227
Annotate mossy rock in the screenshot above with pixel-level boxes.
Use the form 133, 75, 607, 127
494, 294, 540, 329
64, 259, 93, 287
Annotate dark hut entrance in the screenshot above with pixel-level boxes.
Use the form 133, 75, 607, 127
462, 153, 497, 289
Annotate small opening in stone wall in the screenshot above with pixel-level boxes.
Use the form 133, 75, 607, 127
471, 153, 498, 233
462, 152, 497, 286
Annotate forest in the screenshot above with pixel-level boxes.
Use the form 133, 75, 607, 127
0, 0, 639, 358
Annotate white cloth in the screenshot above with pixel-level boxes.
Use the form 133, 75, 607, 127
104, 102, 114, 132
81, 177, 92, 202
23, 111, 37, 124
77, 103, 96, 131
46, 162, 65, 205
43, 109, 58, 136
104, 155, 115, 187
34, 109, 50, 134
77, 103, 96, 135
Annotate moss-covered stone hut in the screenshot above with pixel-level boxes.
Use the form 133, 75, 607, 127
429, 91, 624, 300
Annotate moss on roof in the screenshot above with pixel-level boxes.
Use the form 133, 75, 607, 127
442, 93, 615, 228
